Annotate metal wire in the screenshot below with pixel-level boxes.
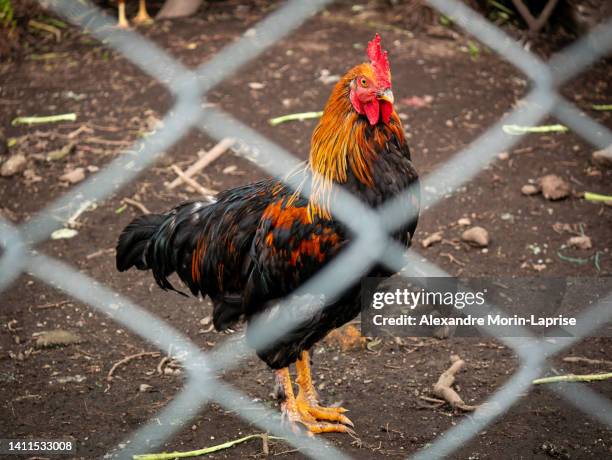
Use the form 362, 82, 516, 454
0, 0, 609, 458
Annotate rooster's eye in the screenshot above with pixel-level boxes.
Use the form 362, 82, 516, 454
360, 78, 368, 87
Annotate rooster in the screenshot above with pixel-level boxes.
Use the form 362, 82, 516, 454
116, 34, 420, 435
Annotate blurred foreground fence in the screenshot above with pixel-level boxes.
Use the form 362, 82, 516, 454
1, 0, 612, 458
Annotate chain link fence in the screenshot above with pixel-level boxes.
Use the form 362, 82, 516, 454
1, 0, 611, 458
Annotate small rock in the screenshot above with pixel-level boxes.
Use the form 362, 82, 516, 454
539, 174, 570, 200
248, 82, 265, 90
139, 383, 153, 392
163, 367, 181, 376
199, 315, 212, 326
567, 235, 592, 250
521, 184, 540, 196
497, 152, 509, 160
532, 263, 547, 272
60, 167, 86, 184
55, 375, 86, 384
36, 329, 83, 348
421, 231, 443, 248
461, 226, 490, 247
457, 217, 471, 226
1, 154, 27, 177
23, 169, 42, 183
50, 228, 78, 240
592, 146, 612, 168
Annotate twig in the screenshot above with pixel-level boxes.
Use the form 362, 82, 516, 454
511, 0, 558, 33
440, 252, 465, 267
86, 248, 114, 259
12, 113, 77, 126
533, 373, 612, 385
167, 138, 234, 189
84, 136, 132, 146
66, 200, 95, 228
432, 355, 479, 412
36, 300, 70, 310
419, 395, 445, 406
132, 434, 284, 460
273, 448, 300, 456
107, 352, 160, 382
563, 356, 612, 367
123, 197, 151, 215
28, 19, 62, 41
170, 165, 217, 196
268, 111, 323, 126
156, 356, 170, 375
261, 433, 269, 456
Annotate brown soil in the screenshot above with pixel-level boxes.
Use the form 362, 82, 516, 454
1, 1, 611, 459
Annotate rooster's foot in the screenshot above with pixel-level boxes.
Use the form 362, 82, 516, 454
281, 400, 355, 435
297, 396, 353, 427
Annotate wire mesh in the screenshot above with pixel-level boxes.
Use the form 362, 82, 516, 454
0, 0, 610, 458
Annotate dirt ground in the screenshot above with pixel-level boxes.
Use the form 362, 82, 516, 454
1, 1, 611, 459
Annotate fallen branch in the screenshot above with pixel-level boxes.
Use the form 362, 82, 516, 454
167, 138, 234, 189
107, 352, 160, 382
268, 111, 323, 126
533, 373, 612, 385
12, 113, 77, 126
123, 197, 151, 215
170, 165, 218, 197
432, 355, 479, 412
592, 104, 612, 111
132, 433, 284, 460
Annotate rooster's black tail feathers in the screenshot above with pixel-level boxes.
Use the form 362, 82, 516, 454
116, 214, 166, 272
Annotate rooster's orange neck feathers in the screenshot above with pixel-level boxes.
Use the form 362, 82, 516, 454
297, 64, 404, 221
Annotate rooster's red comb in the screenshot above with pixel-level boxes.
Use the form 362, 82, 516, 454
367, 33, 391, 88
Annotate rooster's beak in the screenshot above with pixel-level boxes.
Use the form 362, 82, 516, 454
377, 88, 394, 105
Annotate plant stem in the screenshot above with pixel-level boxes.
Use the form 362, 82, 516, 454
132, 434, 284, 460
269, 111, 323, 126
533, 373, 612, 385
12, 113, 77, 126
584, 191, 612, 203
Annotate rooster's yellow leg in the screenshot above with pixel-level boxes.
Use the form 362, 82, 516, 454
133, 0, 153, 24
117, 0, 130, 28
295, 351, 353, 427
276, 368, 353, 435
